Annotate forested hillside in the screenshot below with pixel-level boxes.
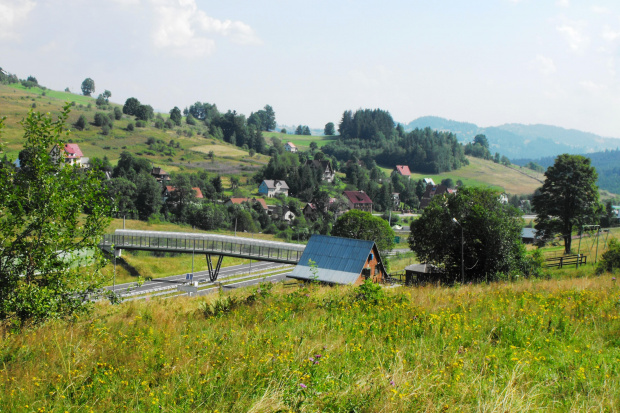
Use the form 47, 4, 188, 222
513, 149, 620, 195
323, 109, 467, 174
406, 116, 620, 159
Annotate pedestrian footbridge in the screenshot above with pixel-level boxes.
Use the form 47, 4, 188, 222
100, 229, 306, 282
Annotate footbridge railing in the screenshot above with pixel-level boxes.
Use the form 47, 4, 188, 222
100, 229, 306, 265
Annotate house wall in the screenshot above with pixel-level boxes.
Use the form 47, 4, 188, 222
354, 246, 385, 285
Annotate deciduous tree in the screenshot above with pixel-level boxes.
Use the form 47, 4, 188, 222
408, 187, 525, 283
532, 154, 601, 254
81, 78, 95, 96
332, 210, 395, 256
0, 106, 111, 323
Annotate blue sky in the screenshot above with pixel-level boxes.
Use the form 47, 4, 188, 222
2, 0, 620, 137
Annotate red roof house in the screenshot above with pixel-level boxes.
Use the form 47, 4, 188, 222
395, 165, 411, 178
343, 190, 373, 212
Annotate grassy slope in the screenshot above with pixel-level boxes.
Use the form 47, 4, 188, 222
379, 156, 546, 195
1, 271, 619, 411
0, 84, 266, 177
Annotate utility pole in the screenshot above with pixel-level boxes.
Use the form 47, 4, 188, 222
452, 218, 464, 285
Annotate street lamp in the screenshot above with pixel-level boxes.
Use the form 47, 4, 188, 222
452, 218, 464, 285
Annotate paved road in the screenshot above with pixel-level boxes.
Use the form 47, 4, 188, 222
106, 261, 289, 295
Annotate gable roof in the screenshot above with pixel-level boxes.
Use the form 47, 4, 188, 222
285, 142, 297, 148
261, 180, 289, 190
395, 165, 411, 176
305, 159, 333, 171
228, 197, 268, 210
63, 143, 83, 159
151, 167, 169, 176
165, 186, 203, 199
343, 190, 372, 204
289, 235, 380, 284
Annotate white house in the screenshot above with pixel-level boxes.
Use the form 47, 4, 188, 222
284, 142, 298, 153
49, 143, 87, 167
258, 180, 289, 197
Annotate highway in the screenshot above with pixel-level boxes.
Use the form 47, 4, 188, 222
105, 260, 291, 296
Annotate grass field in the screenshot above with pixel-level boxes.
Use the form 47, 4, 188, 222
263, 131, 337, 149
379, 156, 546, 195
1, 269, 619, 411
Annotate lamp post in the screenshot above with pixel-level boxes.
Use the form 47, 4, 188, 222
452, 218, 464, 285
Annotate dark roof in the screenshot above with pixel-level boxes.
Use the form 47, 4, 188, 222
343, 190, 372, 204
305, 159, 333, 171
289, 235, 379, 284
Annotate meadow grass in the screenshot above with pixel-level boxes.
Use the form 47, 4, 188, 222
1, 271, 619, 412
379, 156, 545, 196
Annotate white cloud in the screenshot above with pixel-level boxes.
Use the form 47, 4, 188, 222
601, 25, 620, 42
580, 80, 606, 92
556, 0, 569, 7
149, 0, 260, 57
556, 22, 589, 52
532, 55, 557, 75
0, 0, 36, 39
591, 5, 610, 14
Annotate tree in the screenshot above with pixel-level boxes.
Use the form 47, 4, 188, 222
113, 106, 122, 120
408, 187, 526, 283
103, 90, 111, 102
170, 106, 182, 126
473, 134, 489, 149
135, 104, 154, 121
532, 154, 600, 254
74, 114, 87, 131
332, 210, 395, 256
324, 122, 335, 135
123, 97, 141, 116
0, 105, 111, 323
81, 78, 95, 96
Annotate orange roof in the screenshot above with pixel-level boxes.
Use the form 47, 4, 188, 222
228, 197, 268, 210
165, 186, 203, 199
64, 143, 84, 159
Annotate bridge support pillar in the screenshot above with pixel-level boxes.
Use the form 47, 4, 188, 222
206, 254, 223, 282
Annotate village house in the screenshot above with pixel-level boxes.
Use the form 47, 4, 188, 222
392, 192, 401, 209
284, 142, 298, 153
395, 165, 411, 179
305, 159, 335, 182
423, 177, 436, 186
226, 197, 268, 213
288, 235, 387, 285
151, 167, 171, 184
162, 186, 204, 203
343, 190, 373, 212
419, 184, 453, 209
49, 143, 88, 167
258, 180, 289, 197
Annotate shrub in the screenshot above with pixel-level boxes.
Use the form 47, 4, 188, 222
126, 123, 134, 131
596, 238, 620, 274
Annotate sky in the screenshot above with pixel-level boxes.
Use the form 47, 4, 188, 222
2, 0, 620, 138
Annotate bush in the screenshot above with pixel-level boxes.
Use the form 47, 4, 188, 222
135, 120, 145, 128
596, 238, 620, 274
126, 123, 134, 131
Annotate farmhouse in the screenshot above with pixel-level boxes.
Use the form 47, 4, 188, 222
419, 184, 453, 209
305, 159, 335, 182
163, 186, 204, 203
151, 167, 171, 184
404, 263, 442, 285
226, 197, 268, 212
288, 235, 387, 285
395, 165, 411, 179
258, 180, 289, 197
49, 143, 88, 167
343, 190, 373, 212
284, 142, 298, 153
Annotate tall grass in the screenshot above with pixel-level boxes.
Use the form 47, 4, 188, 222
1, 274, 619, 411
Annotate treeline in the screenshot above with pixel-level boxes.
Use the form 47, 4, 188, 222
513, 149, 620, 194
323, 109, 467, 174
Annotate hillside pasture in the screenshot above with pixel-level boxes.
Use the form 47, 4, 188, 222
380, 156, 545, 195
264, 131, 336, 149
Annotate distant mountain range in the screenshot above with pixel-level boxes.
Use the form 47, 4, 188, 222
403, 116, 620, 160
